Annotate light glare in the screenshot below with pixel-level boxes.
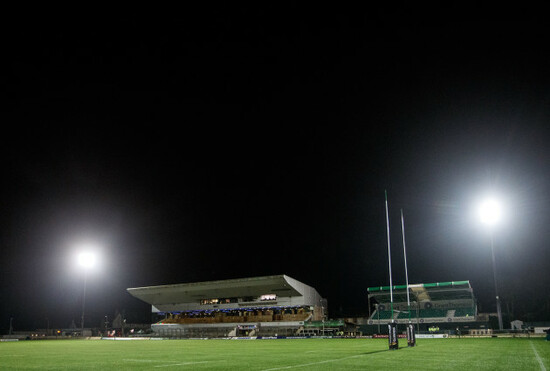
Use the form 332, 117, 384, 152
78, 251, 96, 269
479, 199, 501, 225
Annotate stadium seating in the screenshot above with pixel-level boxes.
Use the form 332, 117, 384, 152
397, 311, 414, 319
418, 308, 447, 318
369, 306, 477, 323
160, 306, 311, 325
428, 290, 472, 301
367, 282, 478, 328
453, 307, 475, 317
371, 310, 394, 320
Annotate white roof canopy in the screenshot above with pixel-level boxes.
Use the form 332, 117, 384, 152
127, 275, 312, 307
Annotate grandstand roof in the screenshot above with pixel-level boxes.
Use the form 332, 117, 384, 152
127, 275, 318, 309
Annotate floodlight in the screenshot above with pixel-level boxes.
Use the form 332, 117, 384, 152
479, 199, 501, 225
78, 251, 96, 269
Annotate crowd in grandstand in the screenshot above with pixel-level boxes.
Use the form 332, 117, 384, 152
160, 306, 311, 324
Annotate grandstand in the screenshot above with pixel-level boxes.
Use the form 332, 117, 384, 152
127, 275, 327, 337
366, 281, 478, 332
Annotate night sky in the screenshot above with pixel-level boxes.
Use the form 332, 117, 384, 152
2, 6, 550, 332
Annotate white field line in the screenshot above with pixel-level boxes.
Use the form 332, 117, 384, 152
530, 341, 547, 371
123, 359, 178, 363
261, 354, 366, 371
154, 361, 213, 368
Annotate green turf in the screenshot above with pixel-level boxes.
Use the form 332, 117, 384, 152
0, 338, 548, 370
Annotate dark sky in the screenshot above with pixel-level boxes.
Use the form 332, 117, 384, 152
2, 6, 550, 331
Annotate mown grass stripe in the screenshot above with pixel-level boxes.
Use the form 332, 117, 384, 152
123, 358, 178, 363
261, 354, 365, 370
154, 360, 213, 367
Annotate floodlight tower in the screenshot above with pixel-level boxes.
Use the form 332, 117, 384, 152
479, 198, 504, 331
78, 251, 96, 337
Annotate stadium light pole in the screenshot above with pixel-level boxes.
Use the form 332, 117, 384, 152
78, 251, 97, 337
479, 198, 504, 331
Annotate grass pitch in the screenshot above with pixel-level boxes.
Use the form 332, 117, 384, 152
0, 337, 548, 370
